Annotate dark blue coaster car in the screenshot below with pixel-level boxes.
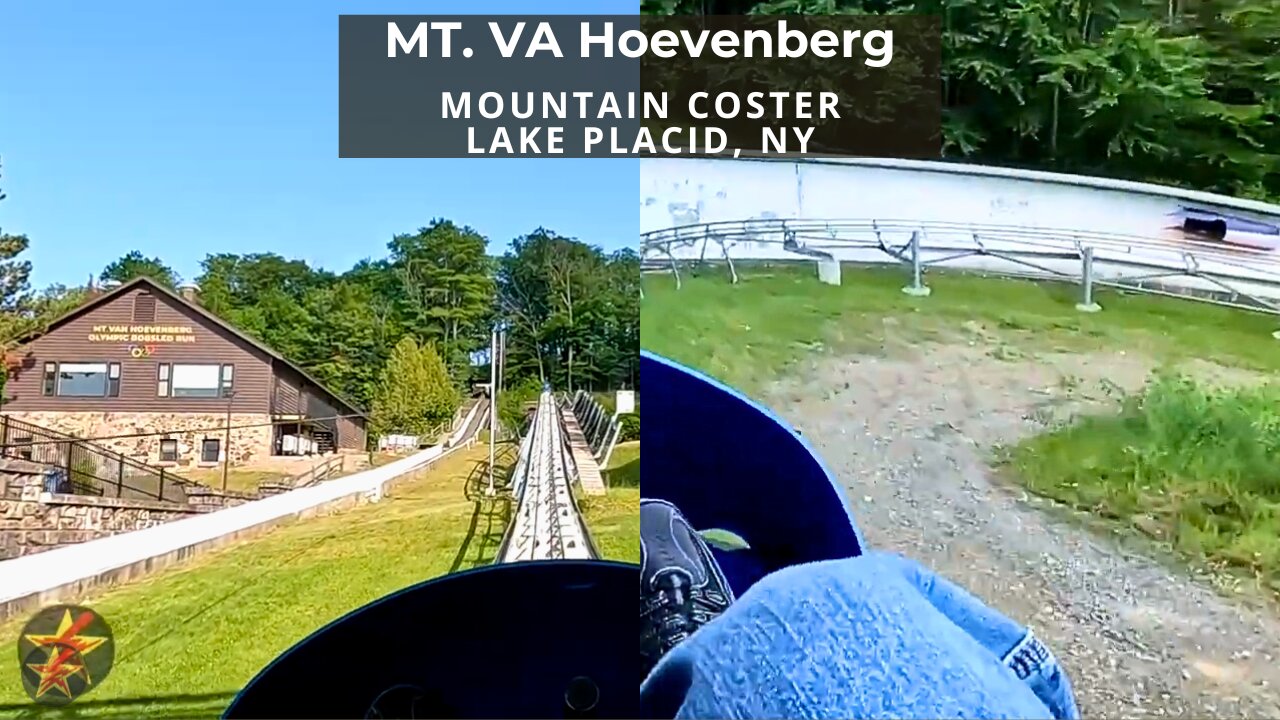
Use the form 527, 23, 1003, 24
639, 350, 865, 596
226, 351, 863, 718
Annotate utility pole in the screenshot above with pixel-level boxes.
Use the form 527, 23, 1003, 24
221, 391, 237, 493
497, 326, 506, 430
486, 326, 497, 496
497, 326, 506, 395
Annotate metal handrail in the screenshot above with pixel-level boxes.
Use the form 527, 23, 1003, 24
641, 217, 1280, 315
643, 218, 1280, 265
0, 416, 196, 503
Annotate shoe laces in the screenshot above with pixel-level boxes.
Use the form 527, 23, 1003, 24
645, 569, 729, 656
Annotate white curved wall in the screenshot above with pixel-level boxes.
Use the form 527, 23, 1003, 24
640, 156, 1280, 304
640, 156, 1280, 236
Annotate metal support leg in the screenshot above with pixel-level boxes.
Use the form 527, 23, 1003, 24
1075, 247, 1103, 313
901, 231, 932, 297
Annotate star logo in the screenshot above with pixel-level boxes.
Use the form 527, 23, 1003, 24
17, 605, 115, 706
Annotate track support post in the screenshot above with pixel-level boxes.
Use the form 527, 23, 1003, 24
1075, 246, 1103, 313
901, 231, 932, 297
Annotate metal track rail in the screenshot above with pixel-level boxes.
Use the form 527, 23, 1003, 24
497, 392, 595, 563
642, 218, 1280, 313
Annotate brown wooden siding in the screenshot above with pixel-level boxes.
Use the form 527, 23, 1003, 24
301, 387, 339, 431
272, 371, 302, 415
5, 287, 273, 413
336, 416, 368, 450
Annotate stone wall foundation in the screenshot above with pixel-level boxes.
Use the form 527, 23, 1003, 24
0, 458, 201, 561
3, 411, 274, 466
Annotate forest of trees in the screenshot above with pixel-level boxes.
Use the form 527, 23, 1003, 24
3, 0, 1276, 430
643, 0, 1280, 202
0, 168, 639, 434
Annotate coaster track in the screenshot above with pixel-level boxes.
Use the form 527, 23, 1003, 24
496, 391, 595, 563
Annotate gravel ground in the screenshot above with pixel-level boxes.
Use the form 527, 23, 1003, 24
766, 343, 1280, 718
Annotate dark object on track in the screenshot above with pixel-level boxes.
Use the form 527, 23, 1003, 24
225, 560, 638, 719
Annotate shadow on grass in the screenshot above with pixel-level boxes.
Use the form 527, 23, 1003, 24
449, 446, 518, 573
0, 691, 237, 719
604, 458, 639, 488
109, 519, 346, 669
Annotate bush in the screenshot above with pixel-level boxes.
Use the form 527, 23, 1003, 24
371, 337, 459, 436
617, 413, 640, 442
498, 377, 543, 436
1002, 372, 1280, 593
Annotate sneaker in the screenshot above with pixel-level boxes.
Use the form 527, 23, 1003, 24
640, 498, 735, 681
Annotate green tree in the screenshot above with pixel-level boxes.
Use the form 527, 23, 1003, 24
195, 252, 330, 317
100, 251, 180, 288
0, 161, 32, 312
2, 211, 634, 408
389, 219, 496, 382
194, 252, 333, 364
370, 336, 461, 436
497, 229, 639, 392
643, 0, 1280, 202
300, 279, 396, 409
497, 376, 544, 435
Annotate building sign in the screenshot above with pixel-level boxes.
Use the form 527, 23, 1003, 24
616, 390, 635, 415
87, 325, 196, 344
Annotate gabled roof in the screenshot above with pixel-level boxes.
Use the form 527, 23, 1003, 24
15, 276, 368, 419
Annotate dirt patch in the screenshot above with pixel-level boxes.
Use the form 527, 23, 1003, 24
765, 344, 1280, 718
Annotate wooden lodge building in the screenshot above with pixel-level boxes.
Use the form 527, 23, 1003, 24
2, 277, 368, 467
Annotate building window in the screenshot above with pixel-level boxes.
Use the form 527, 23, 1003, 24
170, 364, 222, 398
220, 365, 235, 397
41, 363, 56, 396
159, 438, 178, 462
53, 362, 121, 397
201, 438, 221, 463
158, 363, 234, 398
132, 292, 157, 323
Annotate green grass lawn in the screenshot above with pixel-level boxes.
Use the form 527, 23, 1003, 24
579, 442, 640, 565
642, 263, 1280, 597
641, 263, 1280, 393
999, 374, 1280, 595
0, 444, 507, 719
180, 468, 281, 494
603, 441, 639, 489
592, 392, 640, 415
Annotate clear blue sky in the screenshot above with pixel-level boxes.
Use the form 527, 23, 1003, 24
0, 0, 638, 288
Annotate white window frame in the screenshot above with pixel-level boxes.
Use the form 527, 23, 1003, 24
56, 362, 111, 397
170, 364, 222, 398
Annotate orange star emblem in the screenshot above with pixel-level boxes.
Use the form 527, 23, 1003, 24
26, 647, 87, 700
18, 605, 115, 706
